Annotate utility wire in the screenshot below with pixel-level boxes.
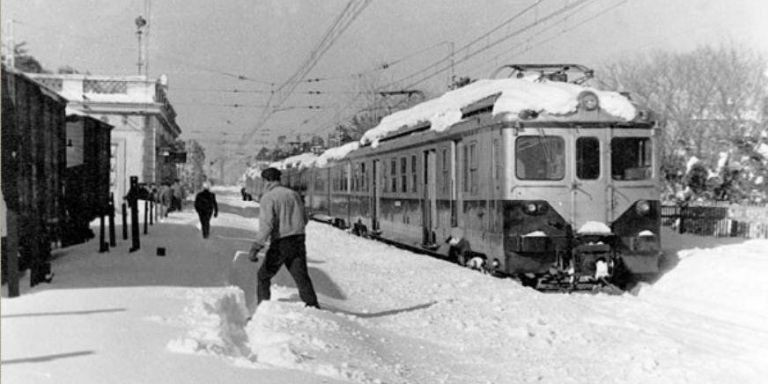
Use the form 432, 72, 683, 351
401, 0, 590, 89
491, 0, 629, 74
378, 0, 545, 90
241, 0, 374, 147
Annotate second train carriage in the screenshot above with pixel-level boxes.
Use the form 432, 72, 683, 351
277, 65, 661, 289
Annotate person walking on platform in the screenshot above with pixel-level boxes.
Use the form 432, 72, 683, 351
194, 182, 218, 239
248, 167, 320, 310
158, 183, 171, 218
171, 180, 183, 212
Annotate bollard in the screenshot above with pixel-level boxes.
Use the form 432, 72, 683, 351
122, 202, 128, 240
128, 176, 141, 252
144, 200, 149, 235
109, 198, 116, 247
99, 215, 109, 253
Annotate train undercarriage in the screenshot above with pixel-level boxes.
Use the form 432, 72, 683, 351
312, 215, 656, 293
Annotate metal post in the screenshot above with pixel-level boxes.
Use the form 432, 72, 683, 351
149, 199, 154, 225
143, 200, 149, 234
122, 202, 128, 240
99, 215, 108, 253
109, 196, 116, 247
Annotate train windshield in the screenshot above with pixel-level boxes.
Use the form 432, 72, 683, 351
611, 137, 652, 180
516, 136, 565, 180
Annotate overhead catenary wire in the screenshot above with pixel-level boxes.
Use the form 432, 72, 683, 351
501, 0, 629, 63
377, 0, 546, 91
241, 0, 374, 147
300, 0, 619, 142
400, 0, 592, 89
474, 0, 621, 77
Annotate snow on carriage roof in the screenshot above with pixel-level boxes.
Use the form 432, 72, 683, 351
315, 141, 360, 167
270, 152, 318, 170
360, 78, 637, 147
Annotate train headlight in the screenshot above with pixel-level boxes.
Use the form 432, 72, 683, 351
523, 201, 548, 216
635, 200, 651, 216
578, 91, 600, 111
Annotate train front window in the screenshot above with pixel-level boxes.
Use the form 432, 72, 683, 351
576, 137, 600, 180
611, 137, 652, 180
515, 136, 565, 180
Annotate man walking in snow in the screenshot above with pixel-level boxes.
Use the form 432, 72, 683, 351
249, 167, 320, 310
193, 182, 218, 239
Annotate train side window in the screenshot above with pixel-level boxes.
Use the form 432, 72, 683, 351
576, 137, 600, 180
515, 136, 565, 180
411, 154, 417, 193
492, 139, 500, 180
401, 157, 407, 193
382, 161, 388, 192
441, 148, 449, 195
462, 146, 469, 192
391, 158, 397, 193
469, 142, 478, 194
361, 162, 367, 192
611, 137, 652, 180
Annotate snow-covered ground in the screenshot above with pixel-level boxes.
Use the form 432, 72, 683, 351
2, 186, 767, 383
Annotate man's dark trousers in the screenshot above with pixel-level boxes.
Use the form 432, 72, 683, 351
257, 235, 319, 308
198, 212, 211, 238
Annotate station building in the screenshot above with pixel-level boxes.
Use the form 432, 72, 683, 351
28, 73, 182, 201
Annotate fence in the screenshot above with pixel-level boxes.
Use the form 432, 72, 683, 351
661, 204, 768, 239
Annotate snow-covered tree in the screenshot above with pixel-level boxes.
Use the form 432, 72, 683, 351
600, 43, 768, 204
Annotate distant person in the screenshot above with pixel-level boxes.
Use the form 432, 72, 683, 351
248, 167, 319, 310
194, 182, 218, 239
158, 183, 171, 218
171, 180, 183, 212
241, 187, 253, 201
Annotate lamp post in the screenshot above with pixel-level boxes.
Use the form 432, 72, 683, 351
135, 16, 147, 75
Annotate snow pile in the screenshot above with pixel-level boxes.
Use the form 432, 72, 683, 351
360, 78, 637, 147
577, 221, 613, 234
167, 288, 254, 361
315, 141, 360, 167
639, 239, 768, 330
170, 286, 405, 383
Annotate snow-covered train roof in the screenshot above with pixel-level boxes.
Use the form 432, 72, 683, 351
269, 152, 319, 170
315, 141, 360, 167
291, 77, 640, 169
360, 78, 637, 147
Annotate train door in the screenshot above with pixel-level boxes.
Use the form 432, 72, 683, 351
345, 161, 352, 225
571, 129, 610, 227
422, 149, 438, 246
371, 159, 380, 231
325, 167, 332, 217
452, 139, 461, 227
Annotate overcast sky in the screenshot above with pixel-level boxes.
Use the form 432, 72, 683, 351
3, 0, 767, 159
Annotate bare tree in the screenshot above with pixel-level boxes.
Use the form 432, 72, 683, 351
599, 43, 767, 202
341, 73, 430, 140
